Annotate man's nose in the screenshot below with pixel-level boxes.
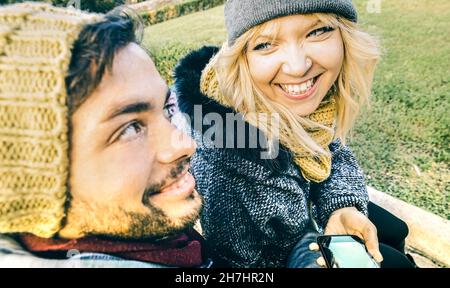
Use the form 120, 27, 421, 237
156, 124, 197, 164
281, 45, 312, 77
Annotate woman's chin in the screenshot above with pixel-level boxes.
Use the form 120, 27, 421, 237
283, 96, 324, 117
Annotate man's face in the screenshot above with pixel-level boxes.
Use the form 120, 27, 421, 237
60, 43, 202, 240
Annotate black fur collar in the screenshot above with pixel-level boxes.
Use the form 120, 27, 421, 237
174, 46, 291, 173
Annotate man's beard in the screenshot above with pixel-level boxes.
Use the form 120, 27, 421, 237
127, 157, 201, 240
64, 158, 202, 240
124, 204, 200, 241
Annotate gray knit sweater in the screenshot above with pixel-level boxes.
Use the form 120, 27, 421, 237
174, 47, 369, 268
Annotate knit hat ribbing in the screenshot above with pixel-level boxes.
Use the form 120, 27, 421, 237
225, 0, 358, 45
0, 3, 101, 238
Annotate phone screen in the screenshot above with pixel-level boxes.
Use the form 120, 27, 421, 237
317, 235, 380, 268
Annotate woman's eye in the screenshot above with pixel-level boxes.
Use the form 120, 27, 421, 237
253, 42, 272, 51
307, 26, 335, 38
118, 121, 145, 141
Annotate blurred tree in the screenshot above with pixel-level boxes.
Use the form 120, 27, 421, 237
0, 0, 126, 13
54, 0, 126, 13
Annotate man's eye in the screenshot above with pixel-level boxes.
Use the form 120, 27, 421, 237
307, 26, 335, 38
164, 104, 175, 120
253, 42, 272, 51
118, 121, 145, 141
164, 91, 177, 120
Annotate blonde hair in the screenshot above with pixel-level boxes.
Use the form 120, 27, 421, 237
210, 13, 381, 157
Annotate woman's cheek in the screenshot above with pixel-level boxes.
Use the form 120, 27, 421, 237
308, 38, 344, 71
248, 55, 279, 84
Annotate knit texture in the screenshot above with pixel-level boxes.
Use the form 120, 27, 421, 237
200, 61, 336, 183
225, 0, 358, 44
174, 46, 369, 267
0, 3, 101, 238
20, 228, 205, 267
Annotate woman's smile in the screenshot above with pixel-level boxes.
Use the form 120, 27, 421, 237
274, 73, 322, 101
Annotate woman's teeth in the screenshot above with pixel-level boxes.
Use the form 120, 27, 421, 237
280, 78, 315, 95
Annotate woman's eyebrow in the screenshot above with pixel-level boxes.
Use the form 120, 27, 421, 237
254, 34, 273, 41
308, 19, 322, 29
254, 19, 323, 41
299, 19, 323, 33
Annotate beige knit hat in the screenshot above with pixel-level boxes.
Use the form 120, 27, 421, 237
0, 2, 102, 238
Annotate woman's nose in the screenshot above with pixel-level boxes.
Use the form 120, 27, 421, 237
281, 46, 312, 77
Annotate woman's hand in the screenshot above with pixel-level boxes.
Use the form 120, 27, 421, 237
310, 207, 383, 267
325, 207, 383, 262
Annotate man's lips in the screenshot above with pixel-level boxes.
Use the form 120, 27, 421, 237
149, 169, 196, 201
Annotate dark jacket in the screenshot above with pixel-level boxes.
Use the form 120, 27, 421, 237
174, 46, 369, 268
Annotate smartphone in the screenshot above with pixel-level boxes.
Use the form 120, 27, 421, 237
317, 235, 380, 268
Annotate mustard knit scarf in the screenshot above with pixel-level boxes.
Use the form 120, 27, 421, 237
200, 62, 337, 183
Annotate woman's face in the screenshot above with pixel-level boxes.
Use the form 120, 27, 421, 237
246, 14, 344, 116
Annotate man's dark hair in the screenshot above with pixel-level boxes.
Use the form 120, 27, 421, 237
66, 8, 143, 114
63, 8, 144, 222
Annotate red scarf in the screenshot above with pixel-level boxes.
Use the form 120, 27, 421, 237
20, 229, 205, 267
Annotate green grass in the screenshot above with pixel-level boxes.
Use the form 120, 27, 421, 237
143, 5, 226, 82
144, 0, 450, 219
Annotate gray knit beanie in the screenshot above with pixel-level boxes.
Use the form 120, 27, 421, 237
225, 0, 358, 45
